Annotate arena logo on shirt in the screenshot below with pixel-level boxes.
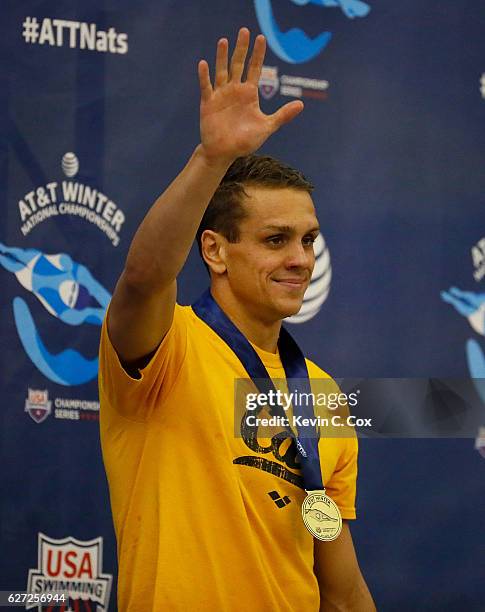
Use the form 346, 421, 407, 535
18, 152, 125, 247
440, 236, 485, 455
26, 533, 112, 611
254, 0, 371, 64
25, 389, 100, 423
0, 242, 111, 386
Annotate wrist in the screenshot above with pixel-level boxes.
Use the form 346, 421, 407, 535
193, 144, 236, 174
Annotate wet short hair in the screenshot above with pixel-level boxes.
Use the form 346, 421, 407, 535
196, 154, 314, 267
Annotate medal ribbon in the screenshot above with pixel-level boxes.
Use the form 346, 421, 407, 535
192, 289, 324, 491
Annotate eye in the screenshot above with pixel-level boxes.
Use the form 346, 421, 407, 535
302, 234, 317, 247
266, 235, 286, 246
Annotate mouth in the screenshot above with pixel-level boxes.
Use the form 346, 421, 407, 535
272, 278, 308, 290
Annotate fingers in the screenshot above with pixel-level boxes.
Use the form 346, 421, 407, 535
198, 60, 213, 101
212, 29, 266, 88
215, 37, 229, 88
229, 28, 250, 82
246, 34, 266, 85
269, 100, 304, 132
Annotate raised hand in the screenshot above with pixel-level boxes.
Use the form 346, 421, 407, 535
198, 27, 304, 165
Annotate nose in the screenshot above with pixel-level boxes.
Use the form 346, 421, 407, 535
284, 240, 314, 271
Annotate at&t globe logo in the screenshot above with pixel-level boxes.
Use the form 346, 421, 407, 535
254, 0, 371, 64
286, 232, 331, 324
61, 152, 79, 177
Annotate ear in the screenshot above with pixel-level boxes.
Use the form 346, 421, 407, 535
200, 230, 227, 275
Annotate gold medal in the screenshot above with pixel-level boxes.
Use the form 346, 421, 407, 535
302, 489, 342, 541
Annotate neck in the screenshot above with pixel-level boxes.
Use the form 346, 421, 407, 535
210, 285, 282, 353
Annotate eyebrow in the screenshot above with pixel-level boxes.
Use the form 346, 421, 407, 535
260, 225, 320, 233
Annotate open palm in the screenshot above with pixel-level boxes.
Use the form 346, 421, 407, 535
198, 28, 304, 164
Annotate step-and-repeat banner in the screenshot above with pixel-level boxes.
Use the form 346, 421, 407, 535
1, 1, 484, 610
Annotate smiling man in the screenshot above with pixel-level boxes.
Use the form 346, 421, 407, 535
196, 163, 319, 332
99, 27, 375, 612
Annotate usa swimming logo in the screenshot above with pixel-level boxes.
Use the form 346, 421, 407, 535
254, 0, 371, 64
27, 533, 112, 611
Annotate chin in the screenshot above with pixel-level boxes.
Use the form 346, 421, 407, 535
274, 298, 304, 320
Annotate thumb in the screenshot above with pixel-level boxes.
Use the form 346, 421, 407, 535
268, 100, 304, 132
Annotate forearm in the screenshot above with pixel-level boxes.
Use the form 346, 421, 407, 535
123, 144, 232, 292
319, 572, 376, 612
315, 525, 376, 612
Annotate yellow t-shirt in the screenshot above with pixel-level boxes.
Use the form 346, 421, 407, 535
99, 304, 358, 612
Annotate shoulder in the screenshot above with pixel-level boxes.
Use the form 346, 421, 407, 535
100, 301, 193, 355
99, 301, 194, 386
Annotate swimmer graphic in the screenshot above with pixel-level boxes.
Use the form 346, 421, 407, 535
305, 0, 370, 19
0, 243, 111, 385
304, 508, 338, 522
254, 0, 371, 64
441, 286, 485, 402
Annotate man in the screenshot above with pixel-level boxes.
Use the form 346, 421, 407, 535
99, 27, 375, 611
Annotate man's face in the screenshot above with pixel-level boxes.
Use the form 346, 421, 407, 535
221, 186, 319, 323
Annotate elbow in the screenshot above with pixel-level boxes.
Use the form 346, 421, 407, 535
121, 261, 170, 297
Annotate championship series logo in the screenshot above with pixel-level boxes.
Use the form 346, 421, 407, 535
25, 389, 52, 424
259, 65, 329, 101
25, 389, 100, 423
27, 533, 112, 611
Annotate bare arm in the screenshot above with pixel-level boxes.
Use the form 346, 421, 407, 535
108, 28, 304, 365
314, 523, 376, 612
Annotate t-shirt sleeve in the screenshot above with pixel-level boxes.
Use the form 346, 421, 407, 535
325, 436, 358, 520
98, 303, 188, 421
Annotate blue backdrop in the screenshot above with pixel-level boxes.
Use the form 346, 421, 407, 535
1, 1, 484, 610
